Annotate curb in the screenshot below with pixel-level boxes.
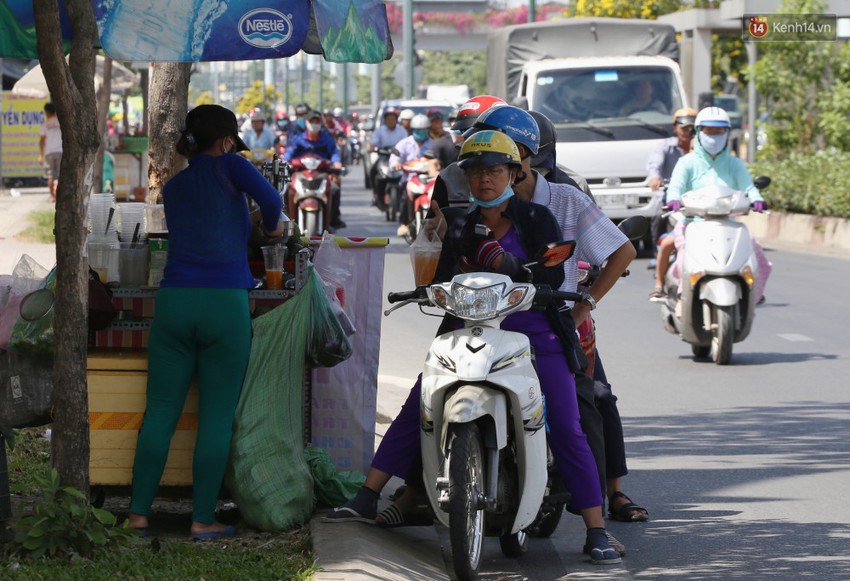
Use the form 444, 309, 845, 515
739, 211, 850, 255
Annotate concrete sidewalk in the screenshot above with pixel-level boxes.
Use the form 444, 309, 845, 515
0, 188, 57, 274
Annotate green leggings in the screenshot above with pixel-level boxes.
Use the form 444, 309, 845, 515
130, 287, 251, 523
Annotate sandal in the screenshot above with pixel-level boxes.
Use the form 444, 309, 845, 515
608, 491, 649, 522
375, 504, 434, 529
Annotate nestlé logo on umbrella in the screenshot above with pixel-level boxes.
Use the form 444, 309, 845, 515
238, 8, 293, 48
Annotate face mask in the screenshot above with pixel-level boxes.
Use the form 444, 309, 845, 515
306, 122, 321, 134
699, 131, 728, 155
470, 184, 515, 208
412, 129, 428, 143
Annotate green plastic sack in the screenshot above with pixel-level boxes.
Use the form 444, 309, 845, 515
225, 268, 319, 532
304, 446, 365, 508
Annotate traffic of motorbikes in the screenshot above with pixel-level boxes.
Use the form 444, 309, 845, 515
247, 99, 770, 580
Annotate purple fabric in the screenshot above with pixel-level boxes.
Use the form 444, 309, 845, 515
371, 226, 602, 510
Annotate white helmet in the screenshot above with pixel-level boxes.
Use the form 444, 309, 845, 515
695, 106, 731, 129
399, 109, 415, 122
410, 113, 430, 130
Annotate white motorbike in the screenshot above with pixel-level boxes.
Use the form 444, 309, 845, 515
659, 178, 769, 365
385, 241, 579, 581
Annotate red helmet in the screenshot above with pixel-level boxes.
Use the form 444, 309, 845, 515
452, 95, 507, 132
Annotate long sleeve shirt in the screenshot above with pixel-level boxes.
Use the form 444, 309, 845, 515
162, 154, 282, 289
283, 128, 341, 164
666, 142, 762, 202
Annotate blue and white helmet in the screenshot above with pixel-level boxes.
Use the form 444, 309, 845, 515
695, 106, 731, 129
463, 105, 540, 156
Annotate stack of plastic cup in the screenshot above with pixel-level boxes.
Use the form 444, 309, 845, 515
87, 193, 120, 283
118, 202, 147, 244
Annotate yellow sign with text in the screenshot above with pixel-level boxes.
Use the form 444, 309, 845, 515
1, 92, 48, 179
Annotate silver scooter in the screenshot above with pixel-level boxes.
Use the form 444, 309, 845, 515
659, 177, 770, 364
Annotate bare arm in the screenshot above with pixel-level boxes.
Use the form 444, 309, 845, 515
571, 240, 636, 326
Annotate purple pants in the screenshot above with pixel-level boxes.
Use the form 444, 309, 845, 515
372, 329, 603, 510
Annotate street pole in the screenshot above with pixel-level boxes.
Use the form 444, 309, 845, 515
342, 63, 349, 115
319, 59, 325, 112
404, 0, 414, 98
746, 42, 757, 163
371, 63, 382, 115
529, 0, 536, 22
300, 54, 306, 104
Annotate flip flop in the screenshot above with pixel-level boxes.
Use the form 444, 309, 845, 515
321, 506, 375, 524
375, 504, 434, 529
608, 492, 649, 522
191, 524, 237, 540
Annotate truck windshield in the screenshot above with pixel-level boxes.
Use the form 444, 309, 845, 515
532, 66, 683, 130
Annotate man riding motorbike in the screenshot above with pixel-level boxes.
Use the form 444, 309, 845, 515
661, 106, 771, 303
240, 111, 277, 151
369, 106, 408, 210
390, 114, 436, 237
283, 110, 346, 230
646, 108, 696, 292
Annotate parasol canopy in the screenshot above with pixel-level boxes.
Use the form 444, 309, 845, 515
1, 0, 392, 64
11, 55, 139, 99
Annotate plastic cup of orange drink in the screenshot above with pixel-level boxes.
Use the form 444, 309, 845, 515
261, 245, 285, 289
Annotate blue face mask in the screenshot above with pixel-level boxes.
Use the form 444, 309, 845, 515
412, 129, 428, 143
297, 117, 306, 129
470, 185, 515, 208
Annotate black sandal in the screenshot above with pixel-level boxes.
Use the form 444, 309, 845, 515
608, 491, 649, 522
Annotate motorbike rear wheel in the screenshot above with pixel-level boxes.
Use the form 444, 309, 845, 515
385, 184, 399, 222
448, 423, 486, 581
710, 304, 734, 365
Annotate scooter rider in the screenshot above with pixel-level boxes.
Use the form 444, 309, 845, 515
370, 107, 408, 209
663, 106, 771, 302
645, 108, 696, 287
390, 114, 435, 237
398, 108, 415, 134
284, 102, 311, 142
240, 111, 276, 151
326, 131, 622, 565
283, 110, 346, 230
429, 94, 507, 211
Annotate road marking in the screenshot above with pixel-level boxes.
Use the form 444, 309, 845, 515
778, 333, 814, 342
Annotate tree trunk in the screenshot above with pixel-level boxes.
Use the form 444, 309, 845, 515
148, 63, 191, 203
93, 56, 113, 195
33, 0, 100, 494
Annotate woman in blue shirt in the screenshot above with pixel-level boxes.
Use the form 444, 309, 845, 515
127, 105, 285, 540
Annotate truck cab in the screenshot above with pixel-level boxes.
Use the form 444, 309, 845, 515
519, 56, 688, 222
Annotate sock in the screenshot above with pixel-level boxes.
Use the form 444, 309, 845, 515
341, 486, 379, 518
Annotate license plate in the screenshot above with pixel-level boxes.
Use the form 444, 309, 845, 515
597, 194, 639, 207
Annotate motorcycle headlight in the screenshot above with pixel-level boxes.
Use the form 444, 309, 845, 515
302, 157, 321, 170
427, 282, 530, 321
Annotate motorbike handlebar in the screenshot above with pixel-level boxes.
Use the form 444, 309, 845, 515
387, 286, 428, 304
533, 286, 584, 307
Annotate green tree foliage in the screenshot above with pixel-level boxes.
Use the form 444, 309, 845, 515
422, 50, 487, 96
754, 0, 850, 158
237, 80, 283, 116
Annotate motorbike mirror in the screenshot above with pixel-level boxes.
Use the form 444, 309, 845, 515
531, 240, 576, 268
391, 147, 400, 157
617, 216, 649, 242
753, 175, 771, 190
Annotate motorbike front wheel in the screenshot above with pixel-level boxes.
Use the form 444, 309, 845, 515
448, 423, 486, 581
710, 304, 734, 365
299, 209, 322, 238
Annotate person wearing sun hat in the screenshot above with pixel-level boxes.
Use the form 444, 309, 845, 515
126, 104, 286, 541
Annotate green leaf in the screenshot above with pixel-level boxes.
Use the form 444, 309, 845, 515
92, 507, 117, 525
63, 486, 88, 500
